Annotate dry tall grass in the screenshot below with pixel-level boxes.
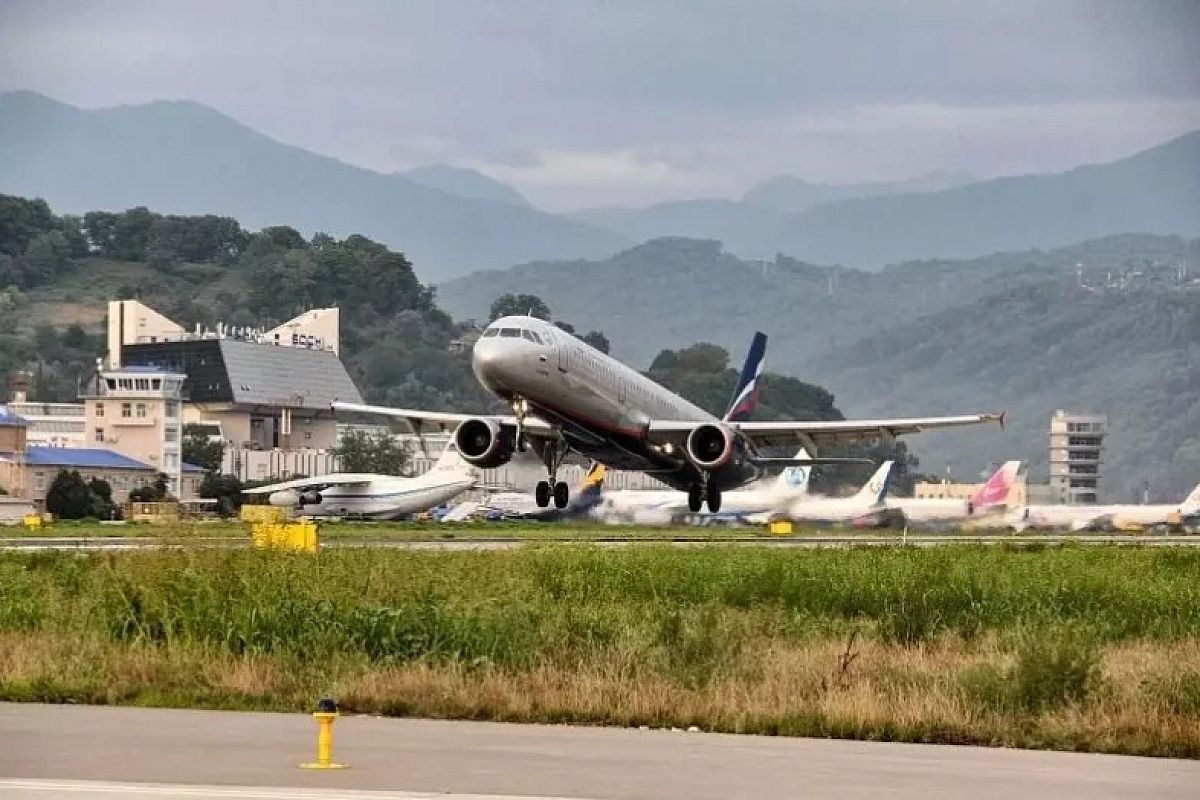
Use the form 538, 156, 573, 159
1, 546, 1198, 756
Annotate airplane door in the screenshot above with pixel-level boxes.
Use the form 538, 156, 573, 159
558, 340, 569, 373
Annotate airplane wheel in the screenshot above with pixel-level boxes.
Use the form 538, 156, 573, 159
687, 484, 703, 513
553, 481, 569, 509
535, 480, 551, 508
706, 483, 722, 513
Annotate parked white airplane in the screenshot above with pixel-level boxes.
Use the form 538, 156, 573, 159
333, 316, 1002, 514
595, 447, 816, 524
759, 460, 896, 526
1011, 481, 1200, 531
242, 442, 477, 520
887, 461, 1022, 525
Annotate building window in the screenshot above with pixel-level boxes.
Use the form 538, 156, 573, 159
152, 379, 161, 390
34, 472, 45, 491
121, 403, 132, 418
165, 401, 179, 418
95, 403, 104, 417
164, 426, 178, 443
136, 403, 147, 418
94, 427, 105, 443
164, 453, 178, 469
105, 378, 116, 390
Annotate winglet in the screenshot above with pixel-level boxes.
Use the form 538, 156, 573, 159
998, 411, 1007, 431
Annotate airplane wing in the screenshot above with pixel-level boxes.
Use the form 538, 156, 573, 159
331, 400, 558, 437
648, 412, 1005, 453
241, 473, 384, 495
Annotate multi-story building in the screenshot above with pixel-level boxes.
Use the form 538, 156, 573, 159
1048, 410, 1107, 504
4, 373, 85, 448
107, 300, 362, 481
80, 364, 188, 494
0, 404, 202, 509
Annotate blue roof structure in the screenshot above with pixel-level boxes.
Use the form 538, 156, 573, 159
9, 446, 155, 470
0, 406, 31, 427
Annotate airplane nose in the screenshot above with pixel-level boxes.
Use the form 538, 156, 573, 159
471, 337, 510, 391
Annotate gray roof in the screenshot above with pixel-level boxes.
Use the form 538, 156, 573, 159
217, 340, 363, 410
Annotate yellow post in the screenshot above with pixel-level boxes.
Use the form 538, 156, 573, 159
300, 699, 348, 770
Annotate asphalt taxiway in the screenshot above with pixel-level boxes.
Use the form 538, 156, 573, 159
1, 704, 1196, 799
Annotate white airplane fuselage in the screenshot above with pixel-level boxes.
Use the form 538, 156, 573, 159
473, 317, 763, 493
303, 478, 474, 519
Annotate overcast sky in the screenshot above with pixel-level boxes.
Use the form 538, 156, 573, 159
2, 0, 1198, 210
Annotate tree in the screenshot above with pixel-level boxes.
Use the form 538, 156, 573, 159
45, 470, 94, 519
182, 423, 225, 472
129, 473, 172, 502
489, 293, 551, 322
581, 330, 610, 354
86, 477, 119, 519
199, 473, 245, 516
335, 429, 410, 475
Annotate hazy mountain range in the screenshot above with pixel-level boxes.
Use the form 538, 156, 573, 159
438, 235, 1200, 503
2, 91, 1198, 280
0, 91, 626, 281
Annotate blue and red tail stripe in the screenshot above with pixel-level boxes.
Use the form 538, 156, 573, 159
724, 331, 767, 422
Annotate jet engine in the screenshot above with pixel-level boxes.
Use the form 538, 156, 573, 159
686, 423, 735, 470
267, 489, 323, 507
453, 418, 515, 469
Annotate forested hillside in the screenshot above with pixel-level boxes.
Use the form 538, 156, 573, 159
439, 235, 1200, 501
0, 196, 874, 482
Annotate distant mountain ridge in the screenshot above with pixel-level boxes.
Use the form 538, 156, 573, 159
0, 91, 627, 282
572, 133, 1200, 267
400, 164, 533, 208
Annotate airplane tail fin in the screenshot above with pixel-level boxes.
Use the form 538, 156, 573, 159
775, 446, 812, 494
853, 461, 895, 505
1181, 481, 1200, 514
969, 460, 1022, 512
723, 331, 768, 422
431, 440, 474, 474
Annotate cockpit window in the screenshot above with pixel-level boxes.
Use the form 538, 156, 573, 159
499, 328, 521, 338
521, 330, 539, 343
481, 328, 499, 338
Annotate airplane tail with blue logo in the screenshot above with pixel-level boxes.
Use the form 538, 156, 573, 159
775, 447, 813, 494
723, 331, 768, 423
852, 461, 895, 505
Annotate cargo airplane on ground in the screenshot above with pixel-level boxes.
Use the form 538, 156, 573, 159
334, 316, 1003, 513
242, 442, 476, 519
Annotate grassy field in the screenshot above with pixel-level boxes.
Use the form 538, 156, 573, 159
1, 545, 1198, 756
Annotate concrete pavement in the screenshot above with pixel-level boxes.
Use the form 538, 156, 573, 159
0, 704, 1196, 799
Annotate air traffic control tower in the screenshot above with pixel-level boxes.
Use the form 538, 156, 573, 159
1048, 410, 1107, 504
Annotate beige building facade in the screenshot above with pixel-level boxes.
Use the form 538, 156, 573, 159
80, 366, 187, 494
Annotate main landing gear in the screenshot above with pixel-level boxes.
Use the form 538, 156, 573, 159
687, 476, 722, 514
535, 439, 570, 509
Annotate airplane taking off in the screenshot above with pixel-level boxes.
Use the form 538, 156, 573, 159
333, 316, 1003, 513
1011, 480, 1200, 531
242, 441, 476, 519
887, 460, 1022, 525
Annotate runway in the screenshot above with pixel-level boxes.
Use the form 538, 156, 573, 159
0, 533, 1197, 551
0, 704, 1196, 799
